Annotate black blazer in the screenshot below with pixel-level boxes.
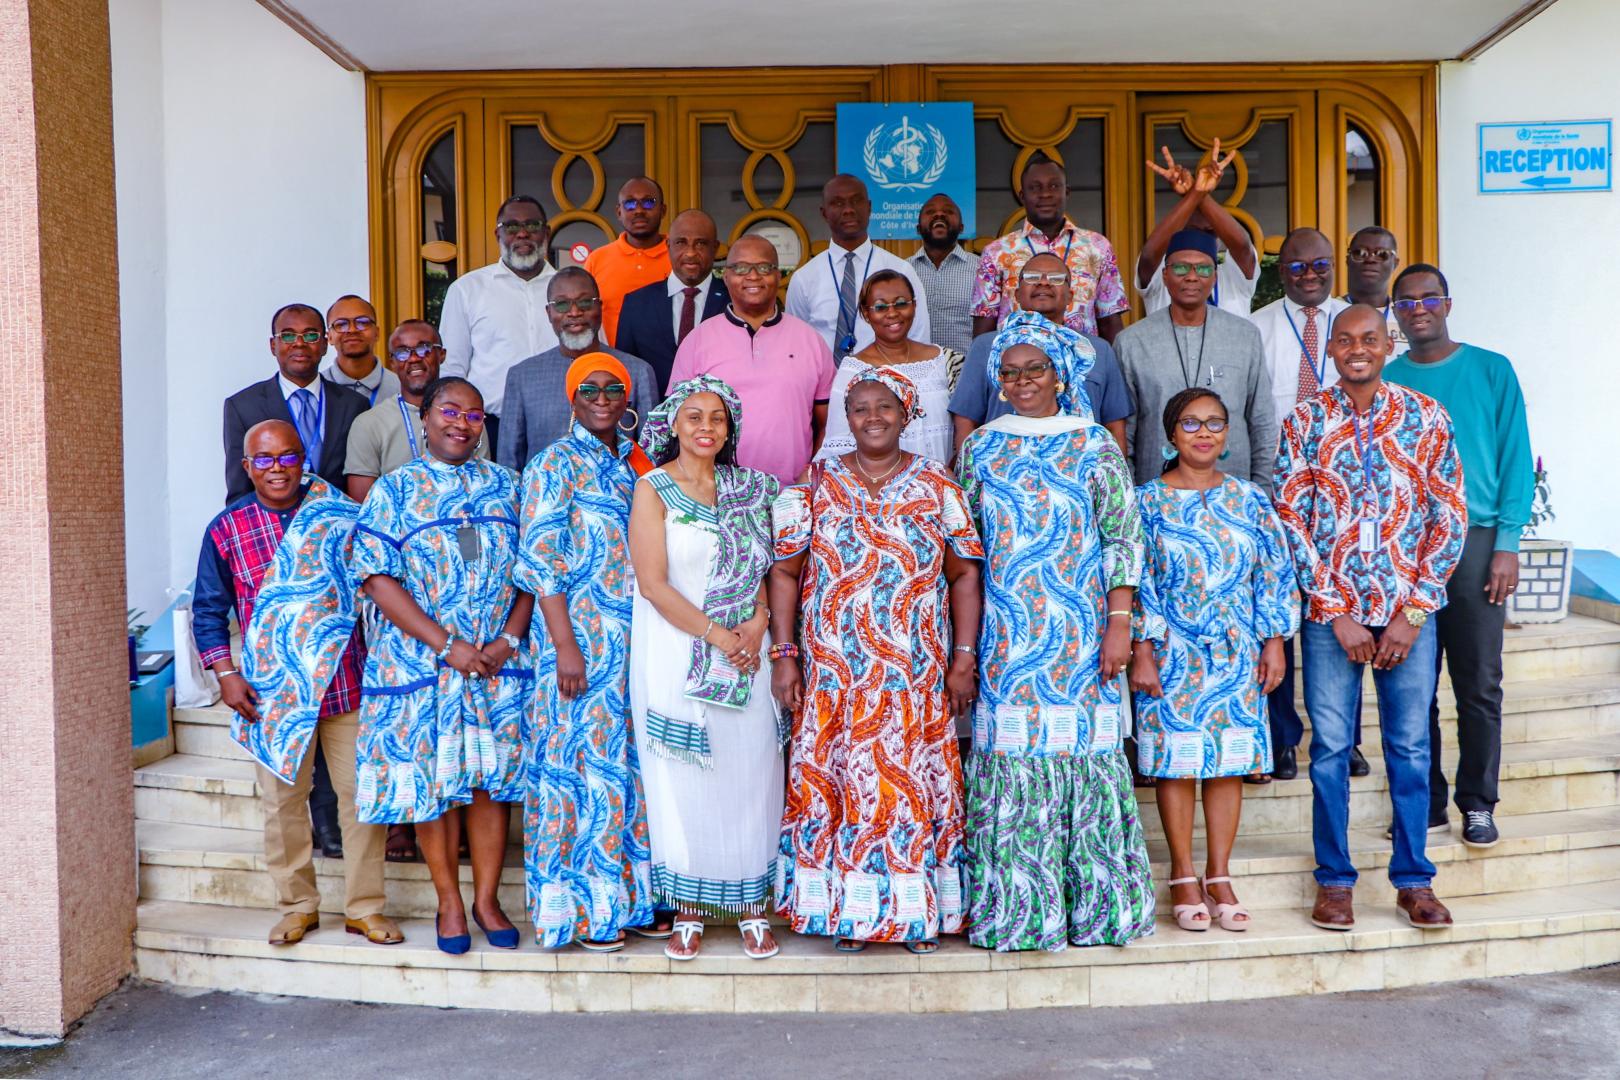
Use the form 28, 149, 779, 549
222, 375, 371, 504
614, 278, 729, 396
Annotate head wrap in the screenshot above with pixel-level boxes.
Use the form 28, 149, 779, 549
639, 374, 744, 463
985, 310, 1096, 418
564, 351, 652, 476
1166, 228, 1218, 261
847, 365, 923, 426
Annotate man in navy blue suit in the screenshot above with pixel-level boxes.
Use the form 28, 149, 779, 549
615, 209, 728, 395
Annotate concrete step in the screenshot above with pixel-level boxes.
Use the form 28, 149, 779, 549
132, 885, 1620, 1012
134, 807, 1620, 919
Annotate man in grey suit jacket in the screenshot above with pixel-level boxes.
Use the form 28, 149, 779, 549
496, 267, 658, 473
1114, 230, 1275, 493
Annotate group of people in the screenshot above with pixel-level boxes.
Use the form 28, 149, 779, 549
197, 144, 1532, 957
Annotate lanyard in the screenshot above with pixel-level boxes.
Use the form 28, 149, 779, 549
1167, 319, 1209, 390
1023, 229, 1074, 263
827, 246, 874, 349
365, 381, 380, 406
1351, 400, 1378, 515
1282, 304, 1327, 389
396, 395, 421, 459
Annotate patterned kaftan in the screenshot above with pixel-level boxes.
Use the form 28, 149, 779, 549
773, 457, 983, 941
956, 420, 1156, 951
516, 424, 654, 946
350, 456, 530, 823
1132, 477, 1300, 779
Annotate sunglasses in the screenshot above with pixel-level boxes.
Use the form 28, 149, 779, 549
1018, 270, 1069, 286
1283, 258, 1333, 277
548, 297, 600, 314
1392, 296, 1450, 313
389, 342, 440, 362
1176, 417, 1229, 434
330, 316, 376, 332
247, 453, 303, 469
997, 359, 1055, 384
575, 382, 627, 402
620, 197, 660, 211
1349, 247, 1398, 264
867, 298, 914, 315
1168, 262, 1216, 279
726, 262, 779, 277
434, 404, 486, 425
276, 330, 323, 344
497, 219, 546, 236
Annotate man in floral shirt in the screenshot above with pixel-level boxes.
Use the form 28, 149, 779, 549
1275, 304, 1466, 935
970, 151, 1128, 343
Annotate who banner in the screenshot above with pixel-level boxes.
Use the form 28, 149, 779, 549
836, 102, 976, 240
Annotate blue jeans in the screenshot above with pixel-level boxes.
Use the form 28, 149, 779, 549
1302, 618, 1438, 889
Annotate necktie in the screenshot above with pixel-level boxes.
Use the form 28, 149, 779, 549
678, 286, 699, 345
291, 388, 321, 475
835, 250, 859, 349
1296, 306, 1321, 402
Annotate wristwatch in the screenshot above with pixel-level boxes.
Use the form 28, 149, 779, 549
1402, 606, 1428, 629
499, 632, 523, 652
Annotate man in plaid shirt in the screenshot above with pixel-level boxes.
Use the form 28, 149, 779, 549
193, 420, 399, 947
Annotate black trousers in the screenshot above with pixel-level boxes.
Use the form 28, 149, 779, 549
1429, 527, 1506, 815
484, 412, 502, 460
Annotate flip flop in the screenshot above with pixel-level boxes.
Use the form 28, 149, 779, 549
665, 919, 704, 961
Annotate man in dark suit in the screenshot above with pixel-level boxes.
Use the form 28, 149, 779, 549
224, 303, 371, 505
614, 209, 728, 395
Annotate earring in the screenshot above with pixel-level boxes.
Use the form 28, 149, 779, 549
1055, 381, 1066, 393
618, 407, 640, 433
1161, 444, 1179, 461
997, 390, 1008, 402
1218, 448, 1231, 461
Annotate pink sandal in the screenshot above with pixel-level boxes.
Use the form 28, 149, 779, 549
1168, 876, 1210, 931
1202, 876, 1250, 932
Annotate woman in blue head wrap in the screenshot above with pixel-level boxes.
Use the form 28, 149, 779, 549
954, 310, 1156, 952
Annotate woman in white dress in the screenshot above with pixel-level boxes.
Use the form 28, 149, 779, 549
627, 374, 784, 961
816, 270, 963, 464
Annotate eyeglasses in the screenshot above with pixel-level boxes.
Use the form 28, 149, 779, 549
726, 262, 779, 277
1348, 247, 1398, 264
434, 405, 486, 425
1283, 258, 1333, 277
276, 330, 323, 344
247, 453, 303, 469
1017, 270, 1069, 286
330, 316, 376, 332
1176, 417, 1229, 434
389, 342, 440, 362
575, 382, 627, 402
548, 297, 600, 314
867, 298, 914, 314
1168, 262, 1216, 279
1392, 296, 1451, 313
997, 359, 1055, 383
620, 197, 660, 211
497, 220, 546, 236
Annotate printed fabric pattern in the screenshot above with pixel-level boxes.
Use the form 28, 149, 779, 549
970, 218, 1129, 336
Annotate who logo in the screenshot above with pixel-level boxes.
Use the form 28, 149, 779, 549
862, 114, 948, 191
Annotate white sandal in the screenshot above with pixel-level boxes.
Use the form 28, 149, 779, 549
1202, 876, 1250, 932
664, 919, 705, 961
738, 917, 779, 960
1168, 876, 1211, 931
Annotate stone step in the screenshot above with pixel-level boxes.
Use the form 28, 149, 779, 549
132, 885, 1620, 1012
134, 807, 1620, 919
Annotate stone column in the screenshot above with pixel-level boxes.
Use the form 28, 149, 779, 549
0, 0, 134, 1040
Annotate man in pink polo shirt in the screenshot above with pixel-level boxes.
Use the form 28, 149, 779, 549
669, 235, 836, 484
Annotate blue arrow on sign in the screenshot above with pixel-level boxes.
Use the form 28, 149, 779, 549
1523, 175, 1573, 188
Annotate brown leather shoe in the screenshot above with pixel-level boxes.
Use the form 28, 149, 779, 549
1311, 885, 1355, 931
345, 914, 405, 945
1397, 887, 1453, 929
268, 911, 319, 945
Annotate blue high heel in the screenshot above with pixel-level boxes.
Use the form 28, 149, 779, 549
435, 915, 471, 955
473, 910, 520, 950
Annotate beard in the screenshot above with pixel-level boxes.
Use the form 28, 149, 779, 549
559, 328, 599, 352
501, 241, 545, 272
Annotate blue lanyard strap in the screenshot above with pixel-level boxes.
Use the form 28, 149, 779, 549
1351, 400, 1378, 512
1023, 229, 1075, 264
1282, 305, 1328, 389
827, 246, 874, 347
397, 395, 420, 459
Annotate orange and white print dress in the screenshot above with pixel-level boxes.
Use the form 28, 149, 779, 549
772, 456, 983, 942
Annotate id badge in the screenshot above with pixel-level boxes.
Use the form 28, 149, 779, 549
1358, 519, 1377, 555
457, 521, 482, 563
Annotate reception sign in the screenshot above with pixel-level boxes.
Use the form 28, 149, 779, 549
836, 102, 977, 238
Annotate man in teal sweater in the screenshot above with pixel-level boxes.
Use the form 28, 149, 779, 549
1386, 263, 1533, 849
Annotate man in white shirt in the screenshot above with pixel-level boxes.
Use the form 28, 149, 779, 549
785, 174, 931, 356
615, 209, 729, 394
1138, 141, 1260, 318
438, 194, 557, 454
1250, 226, 1366, 783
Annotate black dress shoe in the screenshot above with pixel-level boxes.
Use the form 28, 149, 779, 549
1349, 746, 1371, 777
313, 821, 344, 859
1271, 745, 1298, 781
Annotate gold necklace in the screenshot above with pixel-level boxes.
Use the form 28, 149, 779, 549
853, 452, 905, 483
870, 339, 911, 366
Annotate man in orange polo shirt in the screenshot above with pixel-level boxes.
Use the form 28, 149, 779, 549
585, 176, 671, 346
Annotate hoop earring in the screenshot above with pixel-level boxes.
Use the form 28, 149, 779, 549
1161, 444, 1179, 462
1055, 381, 1066, 393
997, 390, 1008, 402
618, 407, 640, 433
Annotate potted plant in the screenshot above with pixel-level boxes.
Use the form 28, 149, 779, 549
128, 608, 149, 684
1511, 458, 1573, 624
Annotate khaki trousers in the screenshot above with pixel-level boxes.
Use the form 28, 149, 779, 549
258, 709, 387, 919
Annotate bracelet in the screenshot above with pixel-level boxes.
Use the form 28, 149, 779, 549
437, 633, 456, 660
216, 667, 238, 677
767, 642, 799, 661
700, 620, 715, 641
952, 644, 976, 655
499, 632, 522, 652
1107, 610, 1132, 619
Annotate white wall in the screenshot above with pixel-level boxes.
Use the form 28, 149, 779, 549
110, 0, 368, 612
1440, 0, 1620, 553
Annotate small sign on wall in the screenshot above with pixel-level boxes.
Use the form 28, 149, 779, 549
836, 102, 976, 239
1478, 119, 1612, 194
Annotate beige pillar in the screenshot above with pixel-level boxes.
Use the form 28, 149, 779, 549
0, 0, 134, 1040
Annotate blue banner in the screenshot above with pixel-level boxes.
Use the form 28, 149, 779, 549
836, 102, 976, 239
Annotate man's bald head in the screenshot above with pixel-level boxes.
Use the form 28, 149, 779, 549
243, 419, 302, 458
668, 210, 719, 288
1327, 303, 1393, 388
242, 419, 305, 506
728, 233, 778, 266
722, 234, 782, 316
